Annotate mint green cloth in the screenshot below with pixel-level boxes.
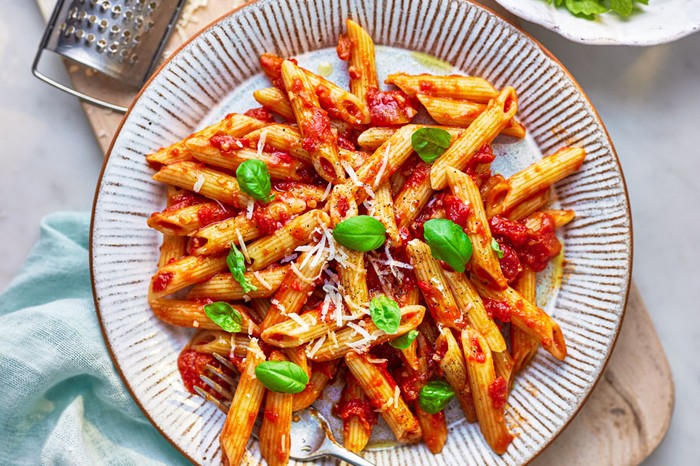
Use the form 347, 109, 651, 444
0, 213, 189, 466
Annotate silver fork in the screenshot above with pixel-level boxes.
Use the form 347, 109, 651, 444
194, 353, 375, 466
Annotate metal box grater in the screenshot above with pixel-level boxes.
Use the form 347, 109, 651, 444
33, 0, 187, 112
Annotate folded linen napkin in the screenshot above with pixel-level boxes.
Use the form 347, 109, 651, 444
0, 212, 189, 466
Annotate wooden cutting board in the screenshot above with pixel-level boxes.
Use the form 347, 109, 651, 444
37, 1, 674, 464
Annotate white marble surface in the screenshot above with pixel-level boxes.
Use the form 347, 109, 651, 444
0, 1, 698, 465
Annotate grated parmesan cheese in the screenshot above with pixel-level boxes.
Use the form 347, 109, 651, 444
374, 142, 391, 186
246, 199, 255, 219
394, 386, 400, 409
306, 334, 326, 358
192, 320, 200, 328
235, 229, 250, 263
287, 313, 310, 332
253, 271, 272, 290
347, 321, 373, 340
257, 130, 268, 156
321, 181, 333, 201
193, 174, 205, 193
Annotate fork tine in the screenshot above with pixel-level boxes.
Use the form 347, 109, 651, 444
205, 363, 237, 386
212, 352, 236, 372
200, 374, 233, 400
193, 386, 230, 414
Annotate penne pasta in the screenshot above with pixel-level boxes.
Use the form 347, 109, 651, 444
461, 328, 513, 454
504, 188, 551, 221
511, 267, 540, 375
486, 147, 586, 217
148, 201, 233, 236
254, 87, 295, 120
339, 374, 375, 453
187, 330, 252, 358
436, 327, 478, 423
150, 298, 259, 335
446, 166, 507, 290
373, 183, 401, 245
220, 339, 266, 465
259, 351, 294, 466
343, 19, 378, 104
416, 93, 526, 139
149, 255, 227, 299
430, 87, 519, 191
303, 67, 371, 125
292, 361, 338, 411
345, 351, 423, 444
386, 73, 498, 103
406, 239, 467, 329
146, 113, 267, 166
186, 265, 290, 300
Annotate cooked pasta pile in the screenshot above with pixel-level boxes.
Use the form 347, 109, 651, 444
146, 18, 584, 465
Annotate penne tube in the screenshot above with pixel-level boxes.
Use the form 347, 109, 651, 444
150, 298, 259, 335
152, 162, 251, 208
339, 247, 369, 315
406, 239, 467, 329
397, 288, 421, 371
394, 174, 433, 230
328, 183, 359, 227
186, 265, 290, 300
303, 67, 371, 125
446, 167, 507, 290
386, 73, 498, 103
357, 127, 398, 151
373, 183, 401, 245
158, 235, 187, 268
281, 60, 346, 183
493, 349, 515, 390
260, 248, 330, 330
246, 209, 330, 271
292, 361, 338, 411
541, 209, 576, 229
188, 197, 309, 256
345, 351, 422, 444
414, 403, 448, 454
148, 201, 233, 236
344, 19, 378, 104
436, 327, 477, 423
443, 271, 507, 353
250, 298, 272, 322
339, 374, 375, 453
511, 267, 540, 375
505, 189, 551, 221
261, 307, 343, 348
430, 87, 519, 191
146, 113, 267, 166
149, 255, 227, 298
188, 330, 252, 358
259, 351, 294, 466
185, 137, 313, 181
308, 305, 426, 361
472, 280, 567, 360
461, 328, 514, 455
417, 94, 526, 139
254, 87, 295, 120
486, 147, 586, 217
284, 345, 311, 379
220, 339, 266, 465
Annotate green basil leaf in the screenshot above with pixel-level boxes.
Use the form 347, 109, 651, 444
418, 380, 455, 414
236, 159, 275, 203
332, 215, 386, 252
411, 128, 452, 163
204, 302, 242, 333
390, 329, 419, 349
369, 295, 402, 334
491, 238, 504, 259
610, 0, 634, 16
255, 361, 309, 394
227, 242, 257, 293
563, 0, 608, 17
423, 219, 473, 273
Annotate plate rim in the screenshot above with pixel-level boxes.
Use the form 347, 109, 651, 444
89, 0, 634, 464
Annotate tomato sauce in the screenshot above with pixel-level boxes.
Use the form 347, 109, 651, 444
196, 203, 233, 226
497, 241, 522, 283
366, 87, 418, 126
488, 376, 508, 410
336, 197, 350, 218
337, 135, 356, 151
177, 349, 225, 394
209, 133, 245, 153
244, 107, 275, 122
336, 34, 352, 60
483, 298, 513, 323
252, 204, 290, 236
443, 194, 470, 228
520, 212, 561, 272
467, 335, 486, 363
151, 271, 173, 293
417, 280, 465, 328
489, 216, 528, 247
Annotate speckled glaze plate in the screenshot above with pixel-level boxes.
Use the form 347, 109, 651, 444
494, 0, 700, 46
90, 0, 632, 464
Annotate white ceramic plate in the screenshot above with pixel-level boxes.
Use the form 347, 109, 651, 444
91, 0, 632, 464
494, 0, 700, 45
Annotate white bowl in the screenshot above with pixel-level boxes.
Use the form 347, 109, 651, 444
494, 0, 700, 45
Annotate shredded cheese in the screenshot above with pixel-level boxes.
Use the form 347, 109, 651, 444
287, 313, 310, 332
347, 321, 373, 340
246, 199, 255, 219
235, 229, 250, 263
193, 174, 205, 193
394, 386, 400, 409
306, 334, 326, 358
257, 130, 268, 156
192, 320, 200, 328
321, 181, 332, 201
253, 271, 272, 290
374, 142, 391, 186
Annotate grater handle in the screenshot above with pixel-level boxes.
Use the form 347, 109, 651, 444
32, 46, 129, 113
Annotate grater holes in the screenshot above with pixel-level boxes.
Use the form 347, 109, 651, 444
98, 18, 108, 30
112, 5, 122, 17
110, 25, 121, 36
65, 25, 76, 37
96, 39, 107, 52
108, 42, 119, 54
75, 29, 85, 40
129, 54, 139, 65
78, 11, 88, 22
86, 33, 96, 44
123, 10, 134, 23
100, 1, 110, 12
148, 2, 158, 10
145, 20, 155, 32
59, 22, 67, 32
88, 15, 97, 26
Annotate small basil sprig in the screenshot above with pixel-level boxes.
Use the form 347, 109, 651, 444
332, 215, 386, 252
418, 380, 455, 414
227, 242, 257, 293
370, 294, 402, 334
236, 159, 274, 203
491, 238, 504, 259
204, 302, 242, 332
255, 361, 309, 393
411, 128, 452, 163
390, 329, 419, 349
423, 219, 473, 272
